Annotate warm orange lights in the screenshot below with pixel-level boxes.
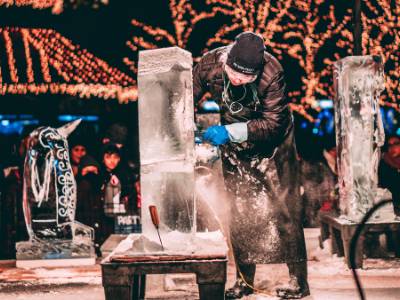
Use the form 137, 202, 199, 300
0, 28, 137, 103
126, 0, 399, 120
0, 0, 107, 14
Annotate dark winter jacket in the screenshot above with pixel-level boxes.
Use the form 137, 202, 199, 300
193, 46, 292, 155
193, 46, 306, 265
99, 164, 138, 214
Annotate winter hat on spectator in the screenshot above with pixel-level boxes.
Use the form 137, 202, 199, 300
104, 123, 128, 145
101, 142, 122, 157
226, 32, 265, 75
80, 154, 100, 170
69, 134, 88, 149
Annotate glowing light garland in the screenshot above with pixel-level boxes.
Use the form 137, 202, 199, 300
0, 0, 107, 14
125, 0, 400, 120
0, 28, 136, 103
3, 29, 19, 83
0, 0, 63, 14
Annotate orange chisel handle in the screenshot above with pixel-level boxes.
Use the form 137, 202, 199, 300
149, 205, 160, 229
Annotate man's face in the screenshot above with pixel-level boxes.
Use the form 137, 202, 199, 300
103, 153, 120, 171
388, 137, 400, 159
225, 64, 258, 86
71, 145, 86, 164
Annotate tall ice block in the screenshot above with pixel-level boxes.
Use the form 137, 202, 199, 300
333, 55, 385, 222
138, 47, 195, 238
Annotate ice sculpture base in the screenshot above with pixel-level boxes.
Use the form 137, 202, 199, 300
103, 230, 228, 262
320, 212, 400, 269
16, 239, 95, 265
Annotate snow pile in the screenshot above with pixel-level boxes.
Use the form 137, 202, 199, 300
104, 230, 228, 261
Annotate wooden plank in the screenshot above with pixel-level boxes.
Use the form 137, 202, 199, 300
109, 254, 226, 263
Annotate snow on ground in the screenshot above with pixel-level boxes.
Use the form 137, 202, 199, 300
1, 229, 400, 300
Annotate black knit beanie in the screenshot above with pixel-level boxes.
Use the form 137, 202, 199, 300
104, 123, 128, 145
226, 32, 265, 75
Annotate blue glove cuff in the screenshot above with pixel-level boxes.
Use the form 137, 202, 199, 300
225, 122, 248, 143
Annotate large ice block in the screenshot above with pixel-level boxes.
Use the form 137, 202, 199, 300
333, 55, 385, 222
138, 47, 195, 240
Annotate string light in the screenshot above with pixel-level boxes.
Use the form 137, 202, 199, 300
3, 29, 19, 83
21, 28, 34, 83
0, 28, 136, 103
126, 0, 399, 120
0, 0, 107, 14
0, 0, 63, 14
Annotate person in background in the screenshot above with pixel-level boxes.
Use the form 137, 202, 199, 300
69, 138, 102, 255
379, 136, 400, 217
75, 154, 102, 255
98, 144, 139, 243
102, 123, 128, 150
70, 142, 87, 177
0, 129, 32, 258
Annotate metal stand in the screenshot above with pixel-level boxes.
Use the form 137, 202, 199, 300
320, 212, 400, 268
101, 255, 227, 300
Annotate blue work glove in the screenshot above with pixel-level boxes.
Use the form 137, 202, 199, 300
203, 125, 230, 146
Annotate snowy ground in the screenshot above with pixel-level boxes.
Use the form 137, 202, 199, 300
1, 229, 400, 300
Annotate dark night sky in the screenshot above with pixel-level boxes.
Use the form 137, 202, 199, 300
0, 1, 171, 75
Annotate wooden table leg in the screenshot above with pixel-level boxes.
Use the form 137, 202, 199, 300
330, 226, 344, 256
198, 283, 225, 300
132, 274, 146, 300
342, 226, 364, 269
104, 285, 133, 300
390, 230, 400, 258
320, 219, 330, 245
196, 261, 227, 300
102, 264, 134, 300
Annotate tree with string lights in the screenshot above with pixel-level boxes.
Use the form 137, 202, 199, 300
125, 0, 399, 119
362, 0, 400, 106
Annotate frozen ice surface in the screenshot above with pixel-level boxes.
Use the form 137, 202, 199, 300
104, 230, 228, 260
16, 222, 95, 260
334, 55, 386, 222
141, 171, 196, 237
138, 47, 196, 238
138, 47, 194, 164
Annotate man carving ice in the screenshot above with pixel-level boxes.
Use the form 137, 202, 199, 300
193, 32, 310, 299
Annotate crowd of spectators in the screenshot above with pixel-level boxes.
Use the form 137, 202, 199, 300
0, 122, 141, 258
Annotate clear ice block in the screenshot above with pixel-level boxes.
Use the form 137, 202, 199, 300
138, 47, 196, 241
333, 55, 385, 222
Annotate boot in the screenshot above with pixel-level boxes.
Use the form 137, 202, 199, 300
225, 264, 255, 299
276, 261, 310, 299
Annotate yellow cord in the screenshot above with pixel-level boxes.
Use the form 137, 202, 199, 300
235, 258, 277, 297
194, 166, 277, 297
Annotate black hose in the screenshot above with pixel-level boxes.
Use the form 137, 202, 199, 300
349, 199, 393, 300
